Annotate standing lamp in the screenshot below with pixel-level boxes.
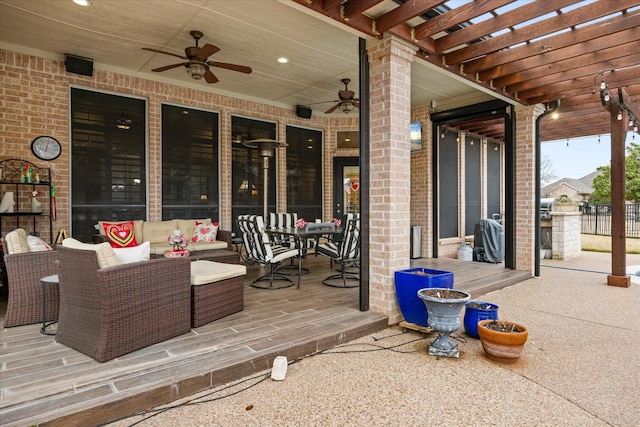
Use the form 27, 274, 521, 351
242, 138, 287, 219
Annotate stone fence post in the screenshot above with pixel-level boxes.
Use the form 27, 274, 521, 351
551, 197, 581, 260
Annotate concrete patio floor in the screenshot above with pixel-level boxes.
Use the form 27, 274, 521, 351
107, 251, 640, 427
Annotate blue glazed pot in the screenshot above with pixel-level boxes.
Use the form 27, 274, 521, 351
394, 268, 454, 327
464, 301, 499, 339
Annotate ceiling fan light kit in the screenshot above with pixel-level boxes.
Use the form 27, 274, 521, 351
142, 30, 252, 84
187, 62, 206, 80
324, 78, 359, 114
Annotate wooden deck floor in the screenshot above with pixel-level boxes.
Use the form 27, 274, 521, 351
0, 256, 529, 427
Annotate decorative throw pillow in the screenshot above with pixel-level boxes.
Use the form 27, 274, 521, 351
113, 241, 150, 264
26, 235, 54, 252
102, 221, 137, 248
191, 221, 218, 243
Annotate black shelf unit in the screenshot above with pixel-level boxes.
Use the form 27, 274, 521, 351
0, 159, 53, 243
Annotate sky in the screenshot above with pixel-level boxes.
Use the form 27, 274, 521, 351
541, 131, 637, 181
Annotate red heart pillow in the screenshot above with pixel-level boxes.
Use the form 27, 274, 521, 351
102, 221, 137, 248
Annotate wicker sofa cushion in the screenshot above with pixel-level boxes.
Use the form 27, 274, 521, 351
142, 220, 179, 244
62, 238, 120, 268
4, 228, 29, 254
190, 260, 246, 285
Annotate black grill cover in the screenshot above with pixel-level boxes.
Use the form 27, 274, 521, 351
473, 219, 504, 263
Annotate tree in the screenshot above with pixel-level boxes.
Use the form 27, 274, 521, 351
589, 141, 640, 204
540, 154, 558, 186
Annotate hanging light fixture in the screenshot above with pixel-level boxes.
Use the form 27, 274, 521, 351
617, 110, 623, 120
116, 115, 132, 130
604, 91, 610, 102
187, 62, 206, 80
340, 102, 354, 114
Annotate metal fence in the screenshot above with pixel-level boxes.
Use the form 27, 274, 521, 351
580, 203, 640, 238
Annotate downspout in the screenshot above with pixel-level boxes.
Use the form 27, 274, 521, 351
534, 100, 560, 277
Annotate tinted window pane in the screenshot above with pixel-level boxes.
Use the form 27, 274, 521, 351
286, 125, 322, 221
231, 116, 276, 232
162, 104, 219, 220
70, 88, 146, 242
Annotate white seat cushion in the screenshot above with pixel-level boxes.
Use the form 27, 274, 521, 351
61, 238, 121, 269
190, 260, 246, 286
4, 228, 30, 254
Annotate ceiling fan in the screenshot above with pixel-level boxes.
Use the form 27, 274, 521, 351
324, 78, 359, 114
142, 30, 252, 84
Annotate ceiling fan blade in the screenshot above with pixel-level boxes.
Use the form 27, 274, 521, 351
196, 43, 220, 60
352, 101, 360, 108
208, 61, 252, 74
204, 68, 219, 84
151, 63, 185, 72
325, 103, 340, 114
142, 47, 187, 60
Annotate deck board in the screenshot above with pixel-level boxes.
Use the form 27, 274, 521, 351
0, 255, 529, 426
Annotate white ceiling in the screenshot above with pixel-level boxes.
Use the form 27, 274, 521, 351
0, 0, 495, 115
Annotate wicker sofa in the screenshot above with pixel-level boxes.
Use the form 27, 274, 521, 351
2, 228, 59, 328
96, 218, 233, 255
55, 246, 192, 362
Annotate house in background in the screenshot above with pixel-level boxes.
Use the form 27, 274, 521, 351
542, 170, 603, 202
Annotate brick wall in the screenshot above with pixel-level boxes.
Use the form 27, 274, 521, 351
0, 48, 357, 237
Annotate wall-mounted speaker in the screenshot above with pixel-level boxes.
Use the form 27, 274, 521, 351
65, 53, 93, 76
296, 105, 312, 119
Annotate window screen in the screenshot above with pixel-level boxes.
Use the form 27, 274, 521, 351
286, 126, 322, 221
70, 88, 146, 242
162, 104, 219, 220
438, 131, 458, 238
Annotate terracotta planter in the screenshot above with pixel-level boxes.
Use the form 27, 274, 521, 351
477, 319, 528, 363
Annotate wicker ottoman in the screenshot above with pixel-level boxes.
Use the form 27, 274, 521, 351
190, 260, 246, 328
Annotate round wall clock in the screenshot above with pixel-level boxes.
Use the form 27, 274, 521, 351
31, 136, 61, 161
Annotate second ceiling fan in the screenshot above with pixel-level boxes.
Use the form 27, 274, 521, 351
142, 30, 252, 84
324, 78, 359, 114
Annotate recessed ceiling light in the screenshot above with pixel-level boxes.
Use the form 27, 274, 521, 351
72, 0, 92, 6
277, 57, 289, 64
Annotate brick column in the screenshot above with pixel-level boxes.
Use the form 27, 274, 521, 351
514, 104, 545, 273
368, 36, 416, 323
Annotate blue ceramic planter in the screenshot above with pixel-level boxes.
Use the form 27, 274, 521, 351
394, 268, 454, 327
463, 301, 499, 338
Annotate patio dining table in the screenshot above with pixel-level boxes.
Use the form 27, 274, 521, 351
265, 225, 342, 288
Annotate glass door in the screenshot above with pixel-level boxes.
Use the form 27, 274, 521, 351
333, 157, 360, 219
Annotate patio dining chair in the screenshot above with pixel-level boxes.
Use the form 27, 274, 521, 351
237, 215, 299, 289
267, 212, 315, 275
315, 216, 360, 288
